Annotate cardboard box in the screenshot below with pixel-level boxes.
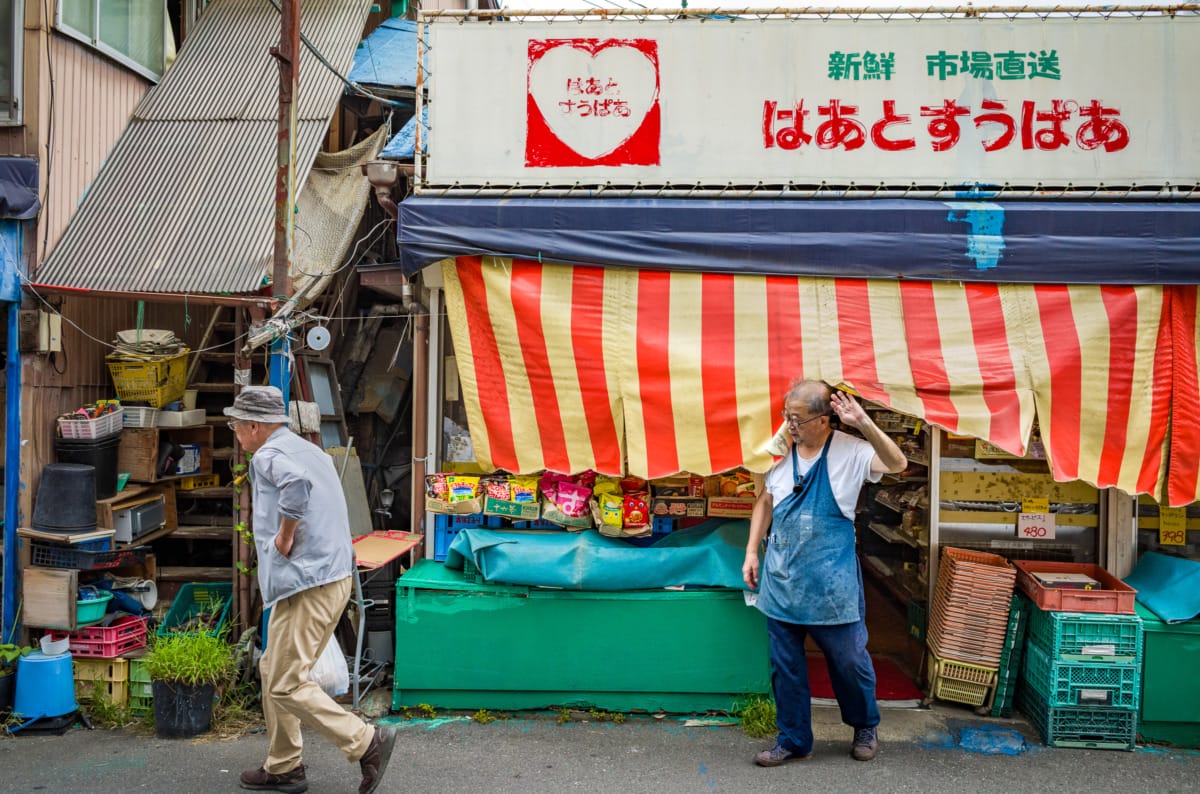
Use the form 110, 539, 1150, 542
425, 495, 484, 515
649, 496, 707, 518
483, 497, 540, 520
706, 496, 757, 518
650, 475, 705, 498
704, 472, 761, 517
22, 566, 78, 631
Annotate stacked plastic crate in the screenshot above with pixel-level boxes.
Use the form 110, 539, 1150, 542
990, 594, 1033, 718
925, 547, 1017, 709
1012, 560, 1142, 750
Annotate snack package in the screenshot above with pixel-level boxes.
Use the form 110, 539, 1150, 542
620, 476, 649, 494
445, 474, 480, 502
623, 492, 650, 530
510, 477, 539, 504
599, 492, 624, 529
592, 476, 621, 498
424, 473, 449, 501
718, 470, 756, 496
555, 481, 592, 518
481, 475, 511, 501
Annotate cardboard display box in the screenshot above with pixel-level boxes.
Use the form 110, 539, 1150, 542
649, 496, 706, 518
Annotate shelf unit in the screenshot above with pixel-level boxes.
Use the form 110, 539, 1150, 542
856, 404, 937, 630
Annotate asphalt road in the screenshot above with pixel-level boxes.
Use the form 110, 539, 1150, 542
2, 702, 1198, 794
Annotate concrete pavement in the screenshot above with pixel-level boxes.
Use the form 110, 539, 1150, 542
1, 700, 1197, 793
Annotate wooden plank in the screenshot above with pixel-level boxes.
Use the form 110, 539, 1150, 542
157, 566, 233, 582
22, 567, 78, 631
938, 471, 1098, 504
327, 446, 373, 537
171, 526, 232, 541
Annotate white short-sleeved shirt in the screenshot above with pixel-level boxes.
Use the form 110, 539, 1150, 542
764, 430, 882, 520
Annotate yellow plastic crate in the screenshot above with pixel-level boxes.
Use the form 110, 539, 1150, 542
176, 473, 220, 491
105, 350, 189, 408
928, 653, 998, 708
74, 657, 130, 706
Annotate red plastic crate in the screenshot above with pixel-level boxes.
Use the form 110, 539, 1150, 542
50, 615, 148, 658
1012, 560, 1137, 614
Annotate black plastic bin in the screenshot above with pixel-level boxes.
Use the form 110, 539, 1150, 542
54, 433, 121, 499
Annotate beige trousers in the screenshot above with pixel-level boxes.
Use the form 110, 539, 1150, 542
261, 576, 374, 773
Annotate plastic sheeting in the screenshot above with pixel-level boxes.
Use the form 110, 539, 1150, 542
445, 520, 751, 590
1125, 552, 1200, 624
348, 18, 418, 89
393, 196, 1200, 284
0, 158, 39, 220
381, 108, 426, 160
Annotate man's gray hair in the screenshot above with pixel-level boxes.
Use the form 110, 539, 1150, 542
783, 380, 833, 415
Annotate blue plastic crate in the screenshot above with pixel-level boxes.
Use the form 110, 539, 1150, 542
433, 514, 502, 561
1021, 639, 1140, 709
1027, 607, 1143, 663
652, 517, 674, 535
511, 518, 558, 530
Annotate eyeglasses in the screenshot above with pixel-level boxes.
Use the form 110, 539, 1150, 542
227, 420, 241, 430
781, 411, 826, 427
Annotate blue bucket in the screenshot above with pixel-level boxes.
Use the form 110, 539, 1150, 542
13, 651, 78, 721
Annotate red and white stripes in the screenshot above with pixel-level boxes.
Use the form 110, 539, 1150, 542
443, 255, 1200, 506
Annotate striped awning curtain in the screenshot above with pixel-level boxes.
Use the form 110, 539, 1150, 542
442, 256, 1200, 506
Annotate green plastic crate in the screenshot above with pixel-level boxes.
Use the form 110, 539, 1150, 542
1027, 607, 1143, 663
156, 582, 233, 637
1018, 686, 1136, 750
991, 595, 1032, 717
129, 694, 153, 716
1022, 639, 1140, 709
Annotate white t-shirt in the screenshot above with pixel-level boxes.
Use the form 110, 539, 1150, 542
764, 430, 881, 520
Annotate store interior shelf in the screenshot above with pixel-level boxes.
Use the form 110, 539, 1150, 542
868, 521, 926, 549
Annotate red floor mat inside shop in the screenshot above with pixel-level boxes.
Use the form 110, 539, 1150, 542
807, 654, 924, 704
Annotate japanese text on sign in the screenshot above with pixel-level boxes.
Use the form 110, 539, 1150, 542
762, 97, 1129, 153
1017, 512, 1057, 540
827, 49, 1063, 81
1159, 507, 1188, 546
558, 77, 633, 118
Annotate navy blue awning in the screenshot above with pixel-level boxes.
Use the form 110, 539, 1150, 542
0, 158, 40, 220
392, 196, 1200, 284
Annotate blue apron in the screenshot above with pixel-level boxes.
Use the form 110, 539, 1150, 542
755, 434, 865, 625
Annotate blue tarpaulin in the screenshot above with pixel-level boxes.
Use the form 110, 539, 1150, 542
349, 18, 418, 89
382, 107, 426, 159
391, 195, 1200, 284
0, 158, 39, 221
445, 520, 751, 590
1125, 552, 1200, 623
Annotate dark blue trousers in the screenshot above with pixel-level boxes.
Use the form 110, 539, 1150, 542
766, 616, 880, 755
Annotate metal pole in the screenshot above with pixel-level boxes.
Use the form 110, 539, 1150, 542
269, 0, 299, 400
2, 302, 21, 641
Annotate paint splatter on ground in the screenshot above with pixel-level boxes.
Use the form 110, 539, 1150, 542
922, 719, 1029, 755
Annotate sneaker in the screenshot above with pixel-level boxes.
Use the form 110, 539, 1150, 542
359, 725, 398, 794
239, 764, 308, 793
754, 743, 812, 767
851, 726, 879, 761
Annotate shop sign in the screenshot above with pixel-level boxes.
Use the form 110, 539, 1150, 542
1017, 511, 1056, 540
422, 16, 1199, 189
1158, 507, 1188, 546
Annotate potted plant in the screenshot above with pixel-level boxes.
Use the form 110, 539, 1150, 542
143, 631, 235, 738
0, 641, 35, 717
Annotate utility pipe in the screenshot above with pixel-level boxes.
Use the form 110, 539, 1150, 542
2, 302, 20, 641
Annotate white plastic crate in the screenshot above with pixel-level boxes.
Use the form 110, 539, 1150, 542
57, 408, 125, 439
122, 406, 160, 428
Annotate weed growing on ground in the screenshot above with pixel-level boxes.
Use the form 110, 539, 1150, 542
733, 695, 776, 739
472, 709, 497, 724
83, 683, 134, 729
556, 708, 572, 725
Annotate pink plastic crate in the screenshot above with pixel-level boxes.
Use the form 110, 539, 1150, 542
50, 615, 148, 658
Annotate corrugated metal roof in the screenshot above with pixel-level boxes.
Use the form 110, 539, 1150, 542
36, 0, 371, 295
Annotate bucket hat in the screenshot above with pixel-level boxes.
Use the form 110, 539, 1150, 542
223, 385, 290, 424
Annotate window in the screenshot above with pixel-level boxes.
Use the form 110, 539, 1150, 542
0, 1, 21, 124
57, 0, 167, 81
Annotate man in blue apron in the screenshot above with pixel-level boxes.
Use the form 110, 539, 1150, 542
743, 380, 907, 766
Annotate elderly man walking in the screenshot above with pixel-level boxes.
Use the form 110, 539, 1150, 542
226, 386, 396, 794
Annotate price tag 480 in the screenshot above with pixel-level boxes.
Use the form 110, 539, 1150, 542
1017, 512, 1056, 540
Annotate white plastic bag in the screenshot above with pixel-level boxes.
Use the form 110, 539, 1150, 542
309, 637, 350, 697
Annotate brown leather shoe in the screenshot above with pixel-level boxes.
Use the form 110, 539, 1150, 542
359, 726, 398, 794
239, 764, 308, 793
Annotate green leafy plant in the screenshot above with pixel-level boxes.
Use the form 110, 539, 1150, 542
416, 702, 436, 719
732, 695, 776, 739
83, 682, 133, 728
143, 632, 235, 687
556, 708, 572, 725
0, 643, 34, 673
471, 709, 496, 724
